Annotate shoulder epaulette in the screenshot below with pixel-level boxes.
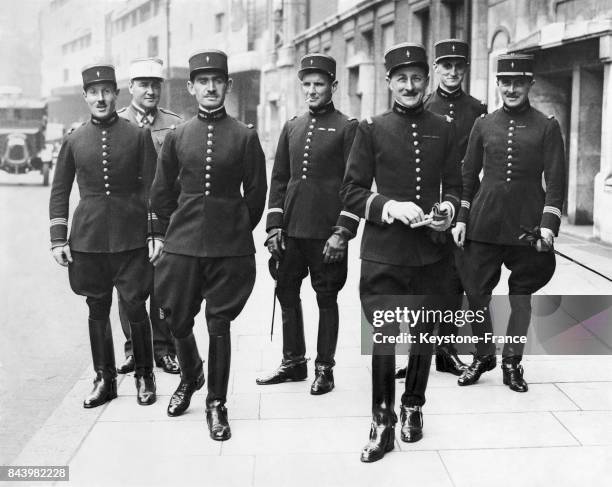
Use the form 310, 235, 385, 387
159, 107, 181, 118
366, 117, 373, 124
289, 115, 298, 121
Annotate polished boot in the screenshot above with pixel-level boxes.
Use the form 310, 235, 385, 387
206, 334, 231, 441
360, 353, 396, 463
84, 319, 117, 408
457, 354, 497, 386
435, 347, 467, 376
167, 333, 204, 417
155, 354, 180, 374
311, 306, 339, 395
117, 355, 135, 374
256, 304, 307, 385
400, 405, 423, 442
130, 318, 157, 406
502, 362, 528, 392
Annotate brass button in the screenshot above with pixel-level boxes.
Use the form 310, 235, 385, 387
309, 125, 314, 129
207, 149, 213, 154
507, 163, 512, 167
103, 168, 108, 172
507, 155, 513, 160
106, 191, 110, 195
102, 131, 107, 135
102, 137, 107, 142
305, 145, 310, 150
412, 132, 418, 137
415, 149, 421, 155
416, 167, 421, 173
306, 138, 311, 143
307, 132, 313, 136
416, 186, 421, 191
205, 174, 211, 179
102, 152, 108, 157
301, 175, 307, 180
207, 141, 213, 146
206, 165, 211, 170
304, 153, 309, 158
506, 178, 511, 182
311, 118, 316, 123
303, 160, 308, 165
104, 183, 109, 188
205, 182, 211, 188
102, 145, 107, 149
104, 175, 108, 180
302, 167, 307, 172
208, 125, 214, 130
205, 190, 210, 196
416, 177, 421, 182
415, 158, 421, 163
411, 123, 417, 128
416, 195, 421, 200
207, 133, 213, 139
102, 160, 108, 165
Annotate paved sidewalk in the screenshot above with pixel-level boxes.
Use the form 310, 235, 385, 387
11, 225, 612, 487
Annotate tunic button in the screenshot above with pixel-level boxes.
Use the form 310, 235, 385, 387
104, 175, 108, 180
415, 149, 421, 155
508, 133, 513, 138
305, 145, 310, 150
307, 132, 313, 136
416, 186, 421, 191
208, 125, 214, 130
416, 168, 421, 173
311, 118, 316, 123
416, 195, 421, 200
103, 160, 108, 165
414, 141, 419, 146
507, 155, 513, 160
207, 141, 213, 146
411, 124, 417, 128
309, 125, 314, 129
510, 120, 515, 124
415, 158, 421, 163
207, 149, 213, 154
507, 170, 512, 174
207, 133, 213, 138
302, 175, 307, 180
206, 165, 211, 170
302, 167, 307, 172
205, 182, 211, 188
507, 147, 512, 152
412, 132, 418, 137
507, 163, 512, 167
102, 145, 107, 149
304, 153, 309, 158
102, 152, 108, 157
303, 160, 308, 165
102, 131, 107, 135
508, 140, 513, 144
506, 178, 511, 182
106, 191, 110, 195
449, 110, 455, 115
306, 138, 311, 143
416, 177, 421, 182
102, 137, 107, 142
509, 126, 515, 131
105, 183, 109, 188
449, 103, 454, 108
205, 174, 211, 179
205, 191, 210, 196
103, 168, 108, 172
206, 156, 213, 162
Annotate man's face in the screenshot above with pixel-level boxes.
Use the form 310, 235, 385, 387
434, 58, 467, 91
187, 71, 232, 110
301, 71, 337, 110
129, 78, 162, 110
83, 82, 119, 119
497, 76, 534, 108
387, 65, 428, 109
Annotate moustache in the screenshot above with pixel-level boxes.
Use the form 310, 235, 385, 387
401, 91, 419, 97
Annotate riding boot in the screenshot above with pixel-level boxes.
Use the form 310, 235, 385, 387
83, 318, 117, 408
167, 333, 204, 416
256, 304, 307, 384
206, 334, 232, 441
311, 305, 339, 395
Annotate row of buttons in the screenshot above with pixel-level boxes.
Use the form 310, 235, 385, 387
101, 130, 111, 195
204, 124, 214, 195
506, 120, 516, 182
302, 117, 316, 180
411, 123, 423, 200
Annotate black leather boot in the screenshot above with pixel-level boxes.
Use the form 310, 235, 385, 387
206, 334, 231, 441
84, 319, 118, 408
311, 306, 339, 395
256, 304, 307, 385
130, 317, 157, 406
400, 405, 423, 442
360, 353, 396, 463
117, 355, 135, 374
167, 333, 204, 417
458, 354, 497, 386
502, 361, 528, 392
435, 347, 467, 376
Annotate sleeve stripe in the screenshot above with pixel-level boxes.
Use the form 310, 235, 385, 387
365, 193, 378, 221
268, 208, 284, 215
543, 206, 561, 218
339, 210, 360, 222
461, 200, 471, 209
50, 218, 68, 226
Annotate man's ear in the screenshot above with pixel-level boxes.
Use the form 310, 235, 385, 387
331, 79, 339, 93
186, 80, 195, 96
226, 77, 234, 93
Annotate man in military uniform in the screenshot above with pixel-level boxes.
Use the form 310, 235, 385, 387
396, 39, 487, 380
452, 54, 565, 392
49, 64, 158, 408
256, 54, 359, 395
116, 58, 182, 375
341, 43, 461, 463
149, 50, 267, 441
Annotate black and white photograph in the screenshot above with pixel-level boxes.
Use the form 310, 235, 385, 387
1, 0, 612, 486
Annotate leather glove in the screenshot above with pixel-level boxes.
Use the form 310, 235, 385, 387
265, 228, 285, 261
322, 226, 353, 264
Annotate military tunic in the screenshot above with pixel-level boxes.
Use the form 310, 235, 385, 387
150, 106, 267, 338
118, 104, 183, 153
49, 113, 157, 320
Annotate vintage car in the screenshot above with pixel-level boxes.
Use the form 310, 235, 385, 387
0, 91, 51, 185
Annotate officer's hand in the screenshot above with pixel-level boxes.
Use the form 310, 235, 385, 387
150, 238, 165, 265
387, 201, 425, 225
265, 228, 285, 261
52, 244, 73, 267
536, 228, 554, 253
427, 210, 452, 232
322, 228, 349, 264
452, 222, 467, 249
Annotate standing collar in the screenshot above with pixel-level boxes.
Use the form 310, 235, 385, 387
392, 101, 425, 117
91, 112, 119, 126
198, 105, 227, 121
308, 101, 335, 116
436, 86, 464, 100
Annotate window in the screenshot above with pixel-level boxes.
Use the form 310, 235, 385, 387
63, 69, 69, 83
362, 30, 374, 58
148, 36, 159, 57
415, 8, 430, 51
215, 13, 225, 33
345, 37, 355, 61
